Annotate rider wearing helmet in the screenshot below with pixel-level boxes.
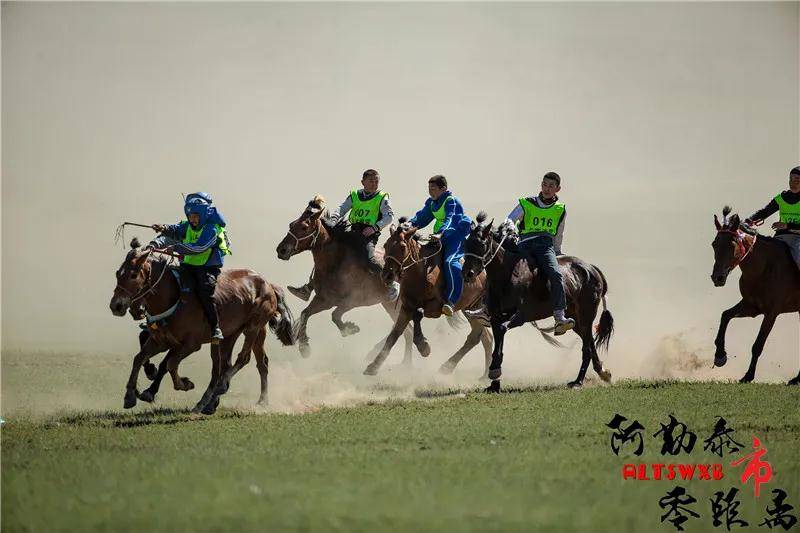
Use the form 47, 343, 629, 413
746, 166, 800, 268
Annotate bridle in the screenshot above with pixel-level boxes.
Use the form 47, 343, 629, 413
285, 217, 322, 252
385, 236, 443, 273
463, 231, 508, 270
115, 252, 176, 304
717, 228, 757, 270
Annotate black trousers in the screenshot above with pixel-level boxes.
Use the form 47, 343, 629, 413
179, 263, 221, 329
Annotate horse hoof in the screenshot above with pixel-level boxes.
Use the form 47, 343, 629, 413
598, 368, 612, 383
138, 389, 155, 403
299, 342, 311, 359
787, 377, 800, 386
178, 377, 195, 391
144, 362, 158, 381
341, 322, 360, 337
363, 363, 380, 376
739, 374, 754, 384
714, 352, 728, 368
123, 390, 137, 409
417, 342, 431, 358
201, 397, 219, 415
484, 380, 501, 393
568, 380, 583, 389
256, 398, 269, 407
488, 368, 502, 380
439, 361, 456, 375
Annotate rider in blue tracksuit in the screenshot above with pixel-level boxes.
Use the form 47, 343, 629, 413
407, 175, 472, 316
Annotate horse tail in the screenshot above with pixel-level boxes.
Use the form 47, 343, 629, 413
270, 284, 296, 346
592, 265, 614, 352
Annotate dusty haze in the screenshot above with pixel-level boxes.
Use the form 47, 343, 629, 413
2, 2, 799, 414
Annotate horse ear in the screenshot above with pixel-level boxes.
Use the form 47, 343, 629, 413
135, 247, 152, 264
389, 223, 396, 236
308, 208, 324, 221
404, 226, 418, 239
729, 214, 740, 230
714, 214, 722, 231
482, 219, 494, 238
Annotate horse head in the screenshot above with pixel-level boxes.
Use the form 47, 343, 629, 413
276, 195, 327, 260
711, 205, 755, 287
109, 237, 153, 316
463, 211, 494, 283
382, 218, 418, 284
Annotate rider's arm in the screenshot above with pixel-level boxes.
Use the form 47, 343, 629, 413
748, 199, 779, 223
553, 211, 566, 256
437, 197, 458, 237
408, 199, 434, 229
374, 195, 395, 231
173, 224, 218, 255
328, 195, 353, 225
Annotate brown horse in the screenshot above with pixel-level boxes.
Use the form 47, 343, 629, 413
110, 238, 295, 414
461, 213, 613, 392
711, 207, 800, 385
363, 222, 493, 376
276, 195, 417, 364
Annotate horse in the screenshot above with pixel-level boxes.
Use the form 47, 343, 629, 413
711, 206, 800, 385
461, 213, 613, 392
363, 220, 493, 376
109, 238, 295, 414
276, 195, 418, 365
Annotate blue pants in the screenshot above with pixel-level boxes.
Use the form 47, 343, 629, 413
517, 236, 566, 312
441, 232, 466, 305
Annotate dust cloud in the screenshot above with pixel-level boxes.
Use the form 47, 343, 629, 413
2, 3, 798, 416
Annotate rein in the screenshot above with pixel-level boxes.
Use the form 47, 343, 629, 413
286, 220, 322, 250
116, 252, 177, 304
386, 237, 443, 272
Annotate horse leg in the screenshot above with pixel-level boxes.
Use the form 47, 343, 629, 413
790, 315, 800, 385
332, 305, 360, 337
486, 318, 506, 391
138, 347, 180, 403
714, 300, 758, 367
364, 308, 412, 375
252, 327, 270, 406
380, 301, 415, 366
215, 331, 257, 397
439, 319, 483, 375
123, 337, 161, 409
139, 330, 159, 381
401, 325, 414, 367
168, 348, 197, 391
297, 295, 334, 358
568, 327, 594, 389
193, 335, 237, 413
740, 313, 777, 383
412, 308, 430, 357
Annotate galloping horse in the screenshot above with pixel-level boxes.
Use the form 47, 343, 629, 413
461, 213, 613, 392
363, 220, 493, 376
110, 238, 295, 414
276, 196, 417, 364
711, 207, 800, 385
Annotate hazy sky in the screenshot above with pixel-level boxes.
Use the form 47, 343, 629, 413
3, 3, 798, 378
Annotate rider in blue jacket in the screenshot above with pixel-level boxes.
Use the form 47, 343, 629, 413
407, 175, 472, 316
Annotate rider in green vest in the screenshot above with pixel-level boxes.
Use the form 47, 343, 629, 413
507, 172, 574, 335
288, 169, 398, 301
151, 194, 230, 343
746, 166, 800, 268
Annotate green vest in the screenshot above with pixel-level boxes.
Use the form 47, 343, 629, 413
348, 190, 387, 226
518, 197, 565, 236
182, 223, 230, 266
775, 194, 800, 225
431, 197, 451, 233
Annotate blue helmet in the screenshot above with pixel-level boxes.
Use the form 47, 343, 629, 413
183, 192, 226, 227
184, 197, 210, 225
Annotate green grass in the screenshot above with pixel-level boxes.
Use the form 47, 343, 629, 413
3, 381, 799, 532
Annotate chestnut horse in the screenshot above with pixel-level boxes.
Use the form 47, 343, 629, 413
461, 213, 613, 392
110, 238, 294, 414
276, 196, 417, 365
711, 207, 800, 385
363, 222, 493, 376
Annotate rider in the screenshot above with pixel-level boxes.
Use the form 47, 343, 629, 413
507, 171, 575, 335
288, 169, 399, 301
745, 166, 800, 268
151, 193, 230, 343
405, 175, 472, 317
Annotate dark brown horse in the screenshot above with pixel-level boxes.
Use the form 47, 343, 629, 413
711, 207, 800, 385
276, 195, 417, 364
363, 222, 493, 376
110, 238, 295, 414
461, 213, 613, 392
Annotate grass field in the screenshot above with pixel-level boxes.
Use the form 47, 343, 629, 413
3, 379, 799, 532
